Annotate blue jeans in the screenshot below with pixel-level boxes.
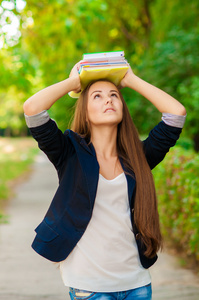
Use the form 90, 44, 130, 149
69, 284, 152, 300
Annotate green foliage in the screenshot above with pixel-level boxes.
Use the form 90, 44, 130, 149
153, 146, 199, 261
136, 27, 199, 148
178, 76, 199, 148
0, 0, 199, 149
151, 0, 199, 41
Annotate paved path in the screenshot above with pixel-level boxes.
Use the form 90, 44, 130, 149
0, 153, 199, 300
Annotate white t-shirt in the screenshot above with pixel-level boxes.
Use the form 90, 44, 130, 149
60, 172, 151, 292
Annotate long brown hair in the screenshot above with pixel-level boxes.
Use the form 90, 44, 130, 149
70, 80, 162, 258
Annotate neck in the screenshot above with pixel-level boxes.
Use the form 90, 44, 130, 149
90, 125, 118, 159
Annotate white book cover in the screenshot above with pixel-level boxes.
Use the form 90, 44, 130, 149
83, 51, 124, 60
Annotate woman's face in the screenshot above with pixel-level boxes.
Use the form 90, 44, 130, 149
86, 81, 123, 128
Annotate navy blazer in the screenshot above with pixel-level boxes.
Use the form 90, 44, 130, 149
29, 118, 182, 268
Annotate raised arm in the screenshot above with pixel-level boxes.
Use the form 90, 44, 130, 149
119, 67, 186, 116
23, 63, 81, 116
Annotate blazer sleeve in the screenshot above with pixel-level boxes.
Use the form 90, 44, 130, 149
142, 121, 182, 170
25, 111, 70, 173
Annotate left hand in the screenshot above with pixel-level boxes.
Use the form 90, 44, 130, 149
118, 65, 135, 89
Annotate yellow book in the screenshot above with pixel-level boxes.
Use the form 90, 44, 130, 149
69, 65, 129, 98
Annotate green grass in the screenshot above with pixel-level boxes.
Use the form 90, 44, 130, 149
0, 137, 38, 223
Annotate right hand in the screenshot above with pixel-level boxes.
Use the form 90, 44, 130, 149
69, 62, 82, 93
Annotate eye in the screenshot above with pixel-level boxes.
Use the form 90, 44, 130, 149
94, 94, 101, 99
111, 93, 118, 98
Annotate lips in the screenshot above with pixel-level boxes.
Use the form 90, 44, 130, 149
104, 108, 116, 113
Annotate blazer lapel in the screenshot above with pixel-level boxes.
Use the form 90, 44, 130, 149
76, 138, 100, 210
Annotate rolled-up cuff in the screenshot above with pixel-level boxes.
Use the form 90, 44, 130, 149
162, 113, 186, 128
24, 110, 50, 128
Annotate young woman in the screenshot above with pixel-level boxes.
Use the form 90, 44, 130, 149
23, 63, 186, 300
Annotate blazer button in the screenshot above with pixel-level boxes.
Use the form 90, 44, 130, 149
136, 233, 141, 240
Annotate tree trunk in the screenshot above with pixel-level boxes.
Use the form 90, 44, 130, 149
193, 133, 199, 152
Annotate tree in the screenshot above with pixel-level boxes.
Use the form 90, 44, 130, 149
1, 0, 199, 150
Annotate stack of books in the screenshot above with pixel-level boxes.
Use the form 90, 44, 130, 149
69, 51, 129, 98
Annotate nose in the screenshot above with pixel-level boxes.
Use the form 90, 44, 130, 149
106, 97, 112, 104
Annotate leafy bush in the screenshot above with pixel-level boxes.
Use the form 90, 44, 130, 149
153, 146, 199, 261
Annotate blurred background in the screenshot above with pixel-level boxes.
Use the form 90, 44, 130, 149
0, 0, 199, 272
